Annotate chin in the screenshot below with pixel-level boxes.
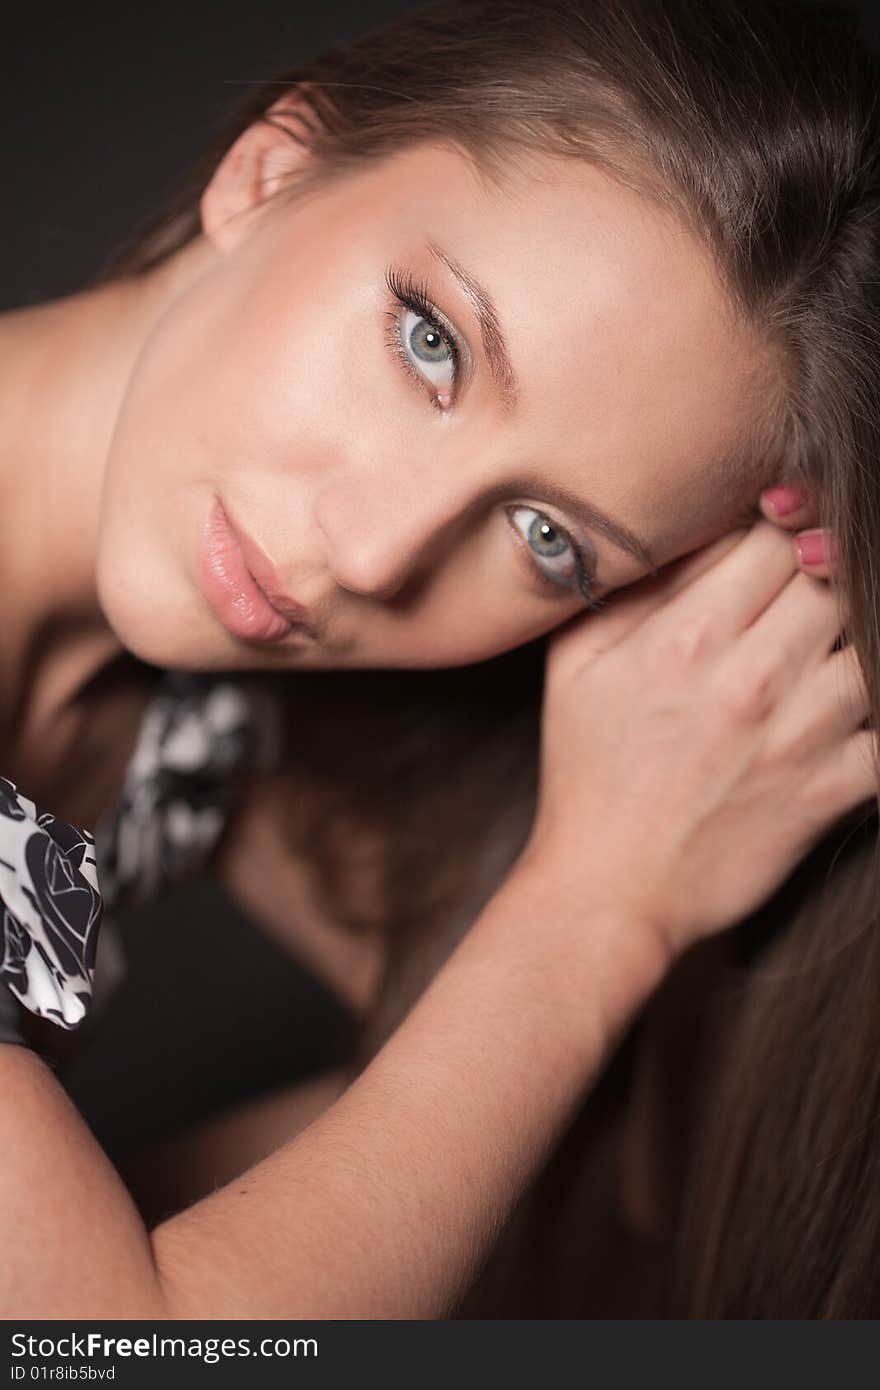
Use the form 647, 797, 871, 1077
96, 544, 223, 671
98, 602, 217, 671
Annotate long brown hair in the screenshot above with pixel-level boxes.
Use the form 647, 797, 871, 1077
90, 0, 880, 1316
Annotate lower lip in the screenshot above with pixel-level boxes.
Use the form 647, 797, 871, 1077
199, 498, 303, 644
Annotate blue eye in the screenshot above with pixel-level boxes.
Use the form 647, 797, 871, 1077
510, 506, 581, 589
398, 307, 457, 397
381, 269, 605, 610
383, 266, 462, 413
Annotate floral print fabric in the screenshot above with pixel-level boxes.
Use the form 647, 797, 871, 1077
0, 777, 102, 1028
0, 670, 283, 1034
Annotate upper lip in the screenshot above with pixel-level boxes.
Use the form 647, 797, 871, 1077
222, 501, 315, 632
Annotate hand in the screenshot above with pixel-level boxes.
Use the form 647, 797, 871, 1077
516, 519, 876, 961
759, 482, 836, 578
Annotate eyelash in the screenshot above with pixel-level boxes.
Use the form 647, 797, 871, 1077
383, 266, 462, 413
382, 265, 605, 613
559, 542, 606, 612
508, 508, 606, 612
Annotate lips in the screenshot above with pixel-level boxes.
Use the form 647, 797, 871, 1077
199, 497, 314, 644
224, 507, 314, 630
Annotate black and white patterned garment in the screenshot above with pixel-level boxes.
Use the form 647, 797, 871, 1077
0, 670, 283, 1046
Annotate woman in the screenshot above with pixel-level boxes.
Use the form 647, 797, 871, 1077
0, 0, 876, 1316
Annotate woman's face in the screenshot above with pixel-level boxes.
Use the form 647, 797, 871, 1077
96, 131, 780, 672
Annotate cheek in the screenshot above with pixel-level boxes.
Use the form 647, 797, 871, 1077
207, 205, 399, 455
376, 548, 582, 668
656, 503, 759, 573
99, 254, 359, 555
395, 607, 576, 667
116, 228, 376, 491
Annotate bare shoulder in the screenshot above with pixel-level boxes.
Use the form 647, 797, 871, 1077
211, 774, 386, 1020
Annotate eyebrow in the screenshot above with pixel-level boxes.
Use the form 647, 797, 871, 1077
427, 240, 521, 416
425, 242, 774, 577
424, 241, 659, 570
483, 474, 659, 573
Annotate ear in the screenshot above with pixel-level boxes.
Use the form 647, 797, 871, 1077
200, 90, 320, 253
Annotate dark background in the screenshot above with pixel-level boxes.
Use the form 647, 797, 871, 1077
0, 0, 423, 307
2, 0, 878, 308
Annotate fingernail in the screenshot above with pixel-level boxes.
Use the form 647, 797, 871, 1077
761, 484, 809, 517
796, 529, 837, 567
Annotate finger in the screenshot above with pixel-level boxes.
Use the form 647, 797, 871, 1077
773, 644, 870, 758
813, 644, 870, 732
759, 483, 819, 531
816, 727, 880, 819
656, 518, 799, 650
546, 529, 749, 671
736, 569, 844, 678
794, 528, 837, 581
657, 528, 751, 593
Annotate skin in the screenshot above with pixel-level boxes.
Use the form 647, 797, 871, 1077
0, 96, 819, 783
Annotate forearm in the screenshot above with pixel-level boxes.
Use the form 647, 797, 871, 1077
122, 1068, 351, 1226
0, 868, 667, 1318
152, 866, 667, 1318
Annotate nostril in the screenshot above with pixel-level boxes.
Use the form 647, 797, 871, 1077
321, 536, 409, 601
313, 490, 429, 601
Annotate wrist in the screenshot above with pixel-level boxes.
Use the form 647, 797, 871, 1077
479, 852, 673, 1065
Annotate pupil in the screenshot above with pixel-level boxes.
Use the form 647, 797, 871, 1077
528, 515, 566, 556
412, 318, 447, 362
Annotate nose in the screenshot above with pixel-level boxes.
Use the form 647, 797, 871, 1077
313, 467, 483, 601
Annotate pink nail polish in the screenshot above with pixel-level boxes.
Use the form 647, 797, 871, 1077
762, 485, 808, 517
796, 529, 836, 566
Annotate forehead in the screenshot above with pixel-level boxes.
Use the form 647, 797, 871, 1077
306, 141, 778, 559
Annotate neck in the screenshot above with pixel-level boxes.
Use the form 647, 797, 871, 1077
0, 234, 217, 742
